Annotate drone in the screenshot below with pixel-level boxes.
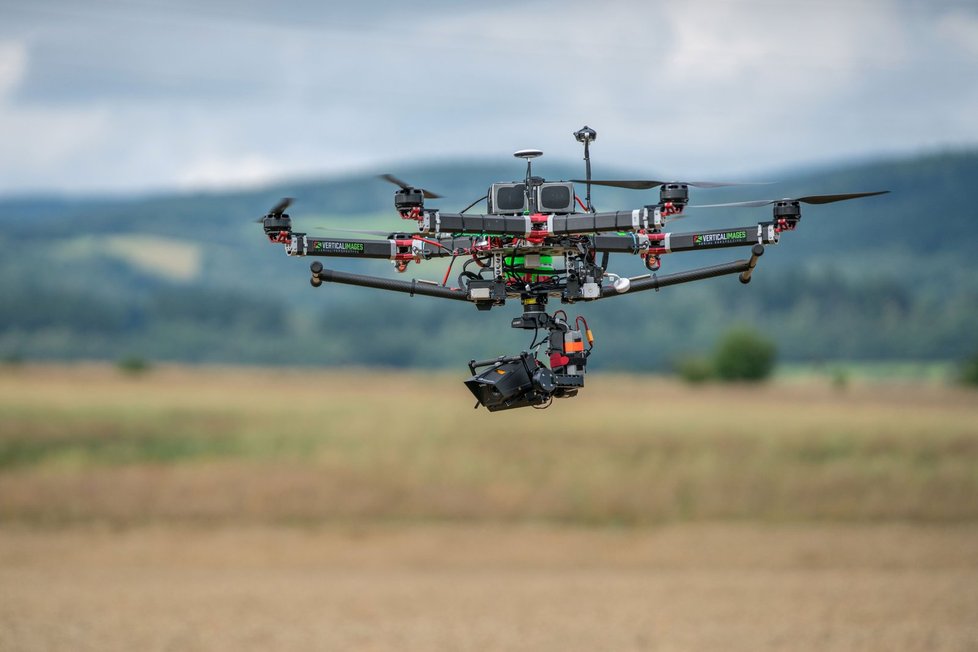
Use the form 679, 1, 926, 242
259, 126, 887, 412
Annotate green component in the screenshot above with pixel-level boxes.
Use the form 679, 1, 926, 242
503, 254, 555, 282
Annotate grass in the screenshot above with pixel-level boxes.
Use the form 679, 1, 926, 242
0, 364, 976, 526
776, 360, 957, 383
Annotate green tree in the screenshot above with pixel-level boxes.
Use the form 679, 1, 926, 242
714, 328, 777, 382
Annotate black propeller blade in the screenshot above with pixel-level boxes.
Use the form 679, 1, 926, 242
569, 179, 768, 190
690, 191, 889, 209
256, 197, 293, 222
379, 174, 443, 199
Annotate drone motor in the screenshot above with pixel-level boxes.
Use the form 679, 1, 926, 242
659, 183, 689, 208
394, 187, 425, 215
773, 200, 802, 230
260, 197, 293, 243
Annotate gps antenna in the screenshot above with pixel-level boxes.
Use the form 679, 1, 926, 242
574, 126, 597, 213
514, 149, 543, 210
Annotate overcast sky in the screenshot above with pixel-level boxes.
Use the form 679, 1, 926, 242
1, 0, 976, 196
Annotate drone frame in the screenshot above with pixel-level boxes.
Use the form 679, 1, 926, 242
258, 125, 886, 410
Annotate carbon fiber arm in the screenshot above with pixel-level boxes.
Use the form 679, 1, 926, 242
419, 209, 656, 236
287, 235, 476, 260
591, 223, 779, 256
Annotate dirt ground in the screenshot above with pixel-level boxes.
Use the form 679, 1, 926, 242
1, 523, 976, 651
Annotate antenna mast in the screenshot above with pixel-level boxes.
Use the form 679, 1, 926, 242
574, 126, 597, 213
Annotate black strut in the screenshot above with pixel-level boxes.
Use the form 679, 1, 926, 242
310, 262, 470, 301
599, 258, 756, 298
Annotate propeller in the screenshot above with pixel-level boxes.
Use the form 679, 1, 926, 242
689, 191, 889, 209
569, 179, 769, 190
255, 197, 293, 222
379, 174, 443, 199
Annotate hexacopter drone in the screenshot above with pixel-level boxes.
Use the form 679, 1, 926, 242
259, 126, 886, 411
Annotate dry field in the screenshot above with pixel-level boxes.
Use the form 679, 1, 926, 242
1, 365, 977, 650
1, 364, 977, 524
2, 523, 977, 651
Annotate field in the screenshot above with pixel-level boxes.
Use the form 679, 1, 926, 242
1, 365, 977, 650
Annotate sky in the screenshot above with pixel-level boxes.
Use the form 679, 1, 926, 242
1, 0, 976, 196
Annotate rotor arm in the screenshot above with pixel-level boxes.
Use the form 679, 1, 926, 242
291, 236, 403, 259
420, 211, 527, 236
590, 223, 778, 257
285, 235, 465, 266
419, 209, 654, 237
666, 223, 779, 253
554, 210, 666, 235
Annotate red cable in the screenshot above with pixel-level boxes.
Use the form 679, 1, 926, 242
441, 254, 458, 286
413, 236, 449, 250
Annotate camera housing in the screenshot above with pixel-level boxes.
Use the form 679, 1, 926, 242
464, 352, 555, 412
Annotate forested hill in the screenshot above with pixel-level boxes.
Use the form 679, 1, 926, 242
0, 150, 976, 369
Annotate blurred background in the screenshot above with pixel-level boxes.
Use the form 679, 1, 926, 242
1, 1, 977, 650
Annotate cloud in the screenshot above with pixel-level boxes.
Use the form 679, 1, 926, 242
173, 154, 279, 189
936, 8, 978, 58
0, 0, 976, 194
0, 40, 26, 97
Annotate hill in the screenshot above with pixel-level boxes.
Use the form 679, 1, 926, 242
1, 151, 976, 369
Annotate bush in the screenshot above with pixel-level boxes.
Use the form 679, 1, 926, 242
713, 328, 777, 382
675, 355, 714, 384
117, 356, 152, 376
829, 366, 850, 391
960, 351, 978, 386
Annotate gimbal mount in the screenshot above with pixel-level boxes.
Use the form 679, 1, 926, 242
464, 294, 591, 412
